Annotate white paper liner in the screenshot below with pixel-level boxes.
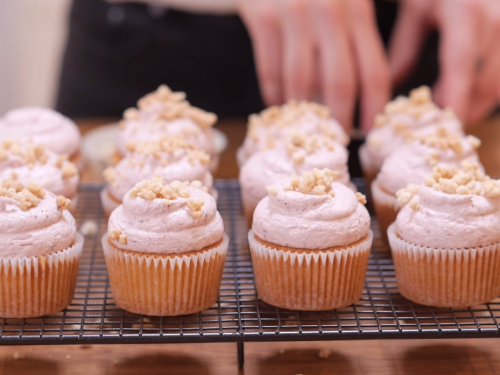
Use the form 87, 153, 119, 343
102, 234, 228, 316
371, 179, 399, 245
388, 223, 500, 307
248, 230, 373, 311
0, 233, 84, 318
358, 144, 379, 188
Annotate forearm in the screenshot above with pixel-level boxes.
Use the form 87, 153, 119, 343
106, 0, 238, 15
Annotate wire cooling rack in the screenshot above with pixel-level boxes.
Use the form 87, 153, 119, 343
1, 179, 499, 360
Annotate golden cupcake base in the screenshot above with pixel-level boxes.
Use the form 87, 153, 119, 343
388, 223, 500, 308
0, 234, 83, 318
248, 230, 373, 311
102, 234, 228, 316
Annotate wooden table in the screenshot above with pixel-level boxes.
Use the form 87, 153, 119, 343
2, 117, 499, 375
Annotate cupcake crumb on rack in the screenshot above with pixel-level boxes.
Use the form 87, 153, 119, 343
0, 179, 46, 210
80, 221, 98, 236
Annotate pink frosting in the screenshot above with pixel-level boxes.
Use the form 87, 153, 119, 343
106, 151, 213, 201
363, 109, 463, 171
396, 185, 500, 248
239, 144, 350, 205
0, 191, 76, 257
0, 146, 79, 199
377, 137, 481, 195
0, 108, 81, 156
108, 186, 224, 254
253, 182, 370, 249
238, 112, 348, 165
117, 117, 215, 158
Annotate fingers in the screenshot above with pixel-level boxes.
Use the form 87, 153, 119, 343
388, 0, 431, 87
467, 1, 500, 123
281, 0, 314, 101
349, 0, 391, 133
239, 3, 283, 106
434, 0, 482, 122
310, 0, 356, 132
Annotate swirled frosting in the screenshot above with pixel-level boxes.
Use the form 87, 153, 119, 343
104, 136, 213, 201
0, 107, 81, 156
0, 140, 79, 199
117, 85, 216, 157
396, 163, 500, 248
239, 134, 350, 205
253, 169, 370, 249
363, 86, 463, 171
0, 180, 76, 257
377, 132, 482, 195
107, 176, 224, 254
238, 101, 349, 165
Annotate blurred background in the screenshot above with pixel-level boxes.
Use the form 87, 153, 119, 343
0, 0, 70, 113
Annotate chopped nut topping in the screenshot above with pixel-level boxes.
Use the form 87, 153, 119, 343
119, 234, 128, 245
57, 195, 71, 210
356, 192, 367, 205
378, 86, 440, 128
0, 140, 59, 169
467, 135, 481, 150
266, 185, 278, 196
396, 184, 420, 208
125, 85, 217, 129
0, 179, 46, 210
125, 135, 210, 165
247, 101, 348, 145
409, 199, 422, 211
284, 168, 339, 196
61, 162, 78, 178
108, 228, 121, 241
285, 131, 337, 164
128, 175, 208, 218
102, 167, 116, 183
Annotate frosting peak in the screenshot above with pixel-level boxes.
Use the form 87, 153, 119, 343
395, 163, 500, 248
0, 180, 76, 257
253, 171, 370, 249
107, 176, 223, 253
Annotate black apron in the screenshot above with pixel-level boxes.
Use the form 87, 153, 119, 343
55, 0, 439, 119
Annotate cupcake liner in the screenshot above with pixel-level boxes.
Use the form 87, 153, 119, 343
358, 145, 379, 190
371, 179, 399, 246
388, 223, 500, 308
102, 234, 229, 316
0, 233, 84, 318
248, 230, 373, 311
241, 193, 261, 227
100, 187, 121, 218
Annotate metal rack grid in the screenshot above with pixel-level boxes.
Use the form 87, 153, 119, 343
1, 179, 499, 351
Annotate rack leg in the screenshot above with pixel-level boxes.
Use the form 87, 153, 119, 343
237, 342, 244, 369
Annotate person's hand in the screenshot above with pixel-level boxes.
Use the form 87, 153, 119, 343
390, 0, 500, 125
237, 0, 391, 133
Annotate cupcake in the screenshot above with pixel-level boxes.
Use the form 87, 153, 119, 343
359, 86, 462, 187
237, 101, 349, 166
249, 169, 372, 311
102, 176, 228, 316
372, 129, 482, 244
388, 162, 500, 307
0, 107, 82, 167
101, 135, 216, 217
0, 140, 79, 210
116, 85, 218, 172
239, 131, 352, 225
0, 179, 83, 318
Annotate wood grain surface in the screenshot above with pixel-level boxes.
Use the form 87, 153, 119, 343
1, 116, 499, 375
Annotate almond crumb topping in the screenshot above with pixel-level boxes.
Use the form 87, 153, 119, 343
0, 140, 58, 168
356, 192, 367, 205
119, 234, 128, 245
266, 185, 278, 196
284, 168, 339, 196
396, 184, 420, 208
376, 86, 440, 128
0, 179, 46, 210
285, 131, 337, 164
61, 162, 78, 178
124, 85, 217, 129
124, 135, 210, 165
409, 127, 471, 157
108, 228, 121, 241
128, 175, 208, 218
56, 195, 71, 210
